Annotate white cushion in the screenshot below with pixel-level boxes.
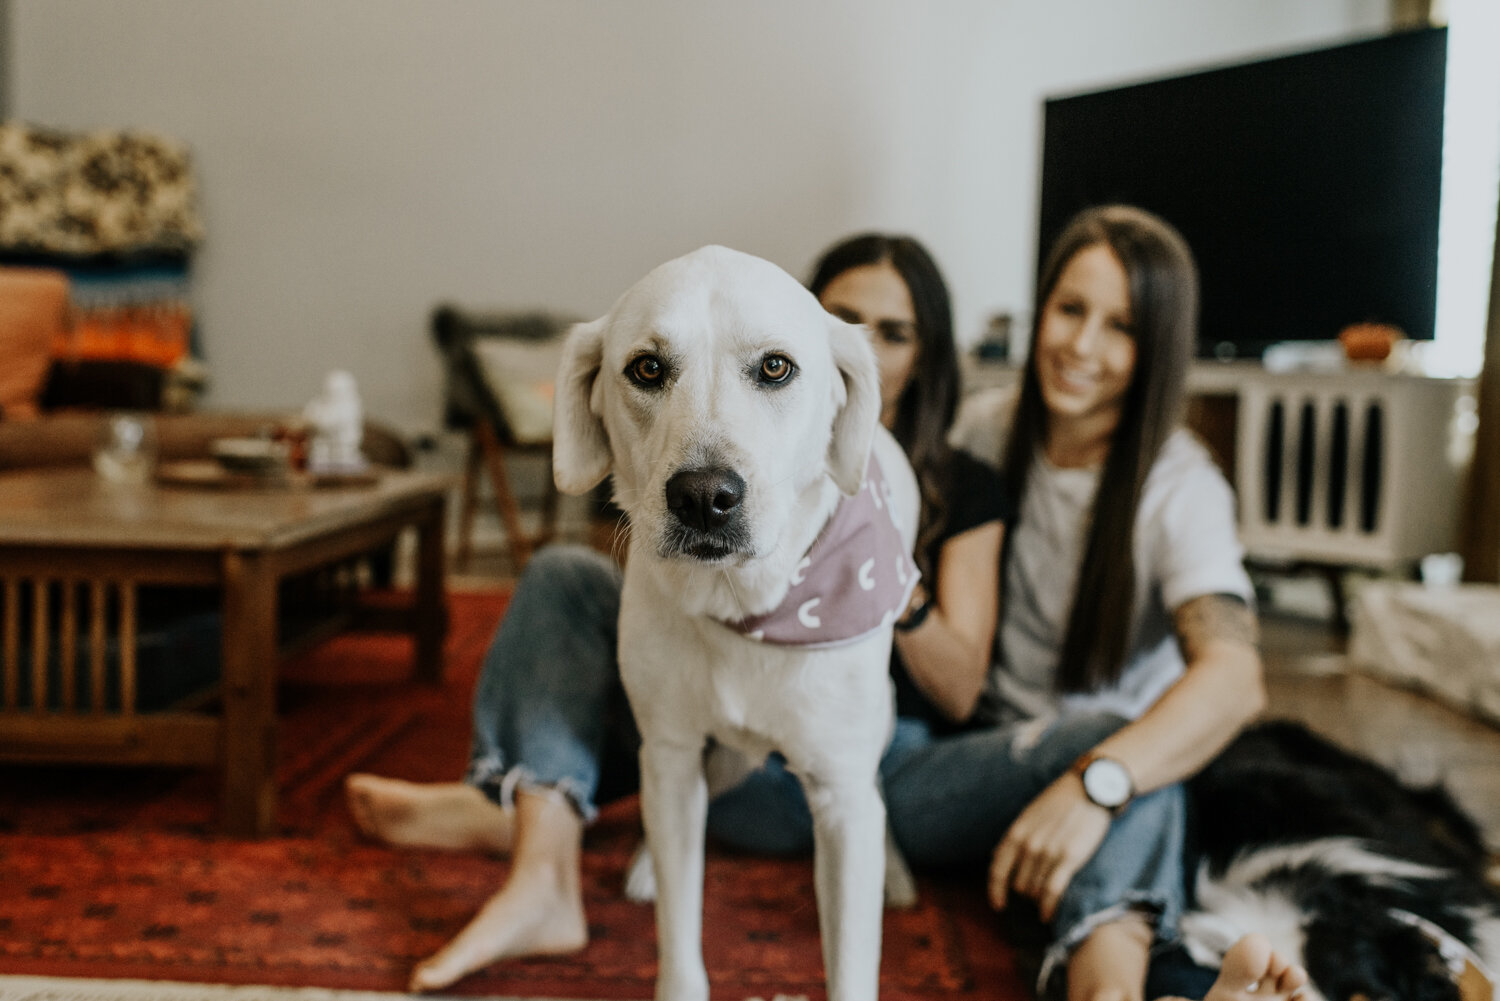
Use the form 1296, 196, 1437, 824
1348, 580, 1500, 724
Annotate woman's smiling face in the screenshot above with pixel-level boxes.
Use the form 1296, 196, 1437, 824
1033, 242, 1138, 453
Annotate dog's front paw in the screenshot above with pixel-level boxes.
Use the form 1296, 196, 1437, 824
656, 970, 710, 1001
624, 841, 658, 903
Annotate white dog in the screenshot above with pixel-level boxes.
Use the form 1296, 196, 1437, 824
553, 245, 920, 1001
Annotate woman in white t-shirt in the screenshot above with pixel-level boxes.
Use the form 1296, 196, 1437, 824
882, 204, 1275, 1000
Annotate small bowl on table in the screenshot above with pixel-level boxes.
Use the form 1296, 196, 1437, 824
211, 437, 291, 478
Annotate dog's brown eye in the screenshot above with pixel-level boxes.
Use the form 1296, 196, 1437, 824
628, 355, 666, 387
759, 354, 795, 384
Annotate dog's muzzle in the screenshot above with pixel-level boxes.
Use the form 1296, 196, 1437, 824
663, 466, 749, 560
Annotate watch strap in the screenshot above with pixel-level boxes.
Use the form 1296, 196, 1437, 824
894, 590, 931, 633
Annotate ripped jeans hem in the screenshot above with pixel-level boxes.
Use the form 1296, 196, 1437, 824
466, 757, 597, 823
1036, 893, 1177, 997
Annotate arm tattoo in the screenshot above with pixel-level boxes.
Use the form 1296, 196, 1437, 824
1174, 593, 1259, 661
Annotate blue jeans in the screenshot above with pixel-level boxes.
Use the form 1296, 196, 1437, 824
466, 544, 1186, 994
713, 712, 1187, 993
465, 545, 636, 818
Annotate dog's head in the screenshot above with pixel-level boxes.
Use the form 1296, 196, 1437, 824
553, 245, 881, 568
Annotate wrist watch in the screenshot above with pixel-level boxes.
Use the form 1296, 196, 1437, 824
1071, 752, 1135, 814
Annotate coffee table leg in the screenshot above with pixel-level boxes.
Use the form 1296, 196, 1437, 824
221, 549, 278, 837
413, 496, 448, 684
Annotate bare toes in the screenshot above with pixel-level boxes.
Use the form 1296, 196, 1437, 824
1274, 960, 1309, 994
1206, 934, 1309, 1001
344, 775, 379, 836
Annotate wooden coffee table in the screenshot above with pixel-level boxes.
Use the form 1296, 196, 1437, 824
0, 466, 450, 836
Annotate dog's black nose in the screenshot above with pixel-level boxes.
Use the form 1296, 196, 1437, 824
665, 467, 745, 532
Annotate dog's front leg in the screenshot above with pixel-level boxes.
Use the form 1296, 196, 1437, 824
805, 777, 887, 1001
640, 737, 711, 1001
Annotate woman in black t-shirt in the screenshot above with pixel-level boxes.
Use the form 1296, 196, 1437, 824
807, 236, 1012, 736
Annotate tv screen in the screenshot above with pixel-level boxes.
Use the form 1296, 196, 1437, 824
1036, 27, 1447, 360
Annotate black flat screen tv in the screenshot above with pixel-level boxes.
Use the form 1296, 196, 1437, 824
1036, 27, 1447, 360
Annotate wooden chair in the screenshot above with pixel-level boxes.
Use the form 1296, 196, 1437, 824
432, 306, 574, 572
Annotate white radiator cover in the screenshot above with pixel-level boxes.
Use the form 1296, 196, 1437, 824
1234, 369, 1474, 568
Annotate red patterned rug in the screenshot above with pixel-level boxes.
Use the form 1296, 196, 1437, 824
0, 591, 1027, 1000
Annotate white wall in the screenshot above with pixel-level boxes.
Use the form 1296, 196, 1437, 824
8, 0, 1387, 434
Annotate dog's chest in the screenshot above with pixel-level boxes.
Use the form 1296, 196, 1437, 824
621, 613, 818, 722
616, 588, 891, 759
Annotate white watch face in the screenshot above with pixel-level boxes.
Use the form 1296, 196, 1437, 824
1083, 758, 1132, 809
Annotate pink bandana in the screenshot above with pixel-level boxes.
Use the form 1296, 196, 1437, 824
719, 456, 919, 649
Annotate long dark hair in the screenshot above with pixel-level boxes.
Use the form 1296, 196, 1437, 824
809, 233, 959, 581
1002, 205, 1197, 693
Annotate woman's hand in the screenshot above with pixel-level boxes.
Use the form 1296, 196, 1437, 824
987, 772, 1110, 923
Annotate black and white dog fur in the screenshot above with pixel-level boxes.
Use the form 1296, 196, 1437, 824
1181, 720, 1500, 1001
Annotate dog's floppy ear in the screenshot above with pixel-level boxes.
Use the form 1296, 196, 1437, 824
552, 317, 612, 495
825, 315, 881, 495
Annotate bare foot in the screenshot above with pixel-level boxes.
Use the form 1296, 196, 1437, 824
344, 774, 513, 854
408, 857, 588, 992
1202, 934, 1309, 1001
